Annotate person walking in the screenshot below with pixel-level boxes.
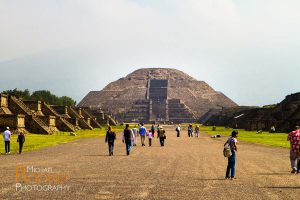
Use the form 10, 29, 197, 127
139, 123, 147, 147
3, 127, 11, 154
287, 126, 300, 173
123, 124, 133, 155
105, 126, 116, 156
17, 131, 25, 154
188, 124, 193, 137
157, 126, 166, 147
132, 125, 138, 146
195, 125, 200, 138
151, 124, 155, 138
176, 125, 181, 137
225, 130, 238, 180
147, 129, 153, 147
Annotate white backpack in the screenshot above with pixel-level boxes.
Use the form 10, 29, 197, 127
223, 141, 232, 157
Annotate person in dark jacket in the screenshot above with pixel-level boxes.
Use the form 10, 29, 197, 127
157, 127, 166, 147
105, 126, 116, 156
123, 124, 133, 155
17, 131, 25, 154
151, 124, 155, 138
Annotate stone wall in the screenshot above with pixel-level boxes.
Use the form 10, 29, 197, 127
0, 114, 26, 133
23, 100, 44, 116
0, 94, 12, 114
201, 92, 300, 133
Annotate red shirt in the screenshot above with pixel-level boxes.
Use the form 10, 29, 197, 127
288, 130, 300, 153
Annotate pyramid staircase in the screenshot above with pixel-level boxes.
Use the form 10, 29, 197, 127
67, 107, 93, 130
79, 108, 102, 128
42, 102, 76, 132
9, 96, 54, 134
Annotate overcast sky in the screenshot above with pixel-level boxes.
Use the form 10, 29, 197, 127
0, 0, 299, 106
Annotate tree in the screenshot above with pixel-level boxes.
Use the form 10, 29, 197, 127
58, 96, 76, 106
31, 90, 59, 105
2, 88, 76, 106
2, 88, 31, 99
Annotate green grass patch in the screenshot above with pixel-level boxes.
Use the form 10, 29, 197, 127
200, 126, 289, 148
0, 126, 125, 155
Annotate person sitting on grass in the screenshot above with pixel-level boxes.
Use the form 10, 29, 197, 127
17, 131, 25, 154
225, 130, 238, 180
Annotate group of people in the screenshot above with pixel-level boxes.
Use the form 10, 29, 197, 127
2, 126, 26, 154
175, 124, 200, 138
105, 123, 166, 156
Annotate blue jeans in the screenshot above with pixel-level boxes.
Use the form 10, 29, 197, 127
125, 140, 131, 155
108, 141, 114, 155
226, 152, 236, 178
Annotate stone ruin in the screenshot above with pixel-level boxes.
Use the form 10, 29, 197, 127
0, 93, 113, 134
201, 92, 300, 133
78, 68, 237, 123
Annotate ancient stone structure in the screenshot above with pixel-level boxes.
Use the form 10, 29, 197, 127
201, 92, 300, 133
0, 93, 108, 134
78, 68, 237, 123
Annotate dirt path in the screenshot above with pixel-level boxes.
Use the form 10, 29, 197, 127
0, 125, 299, 200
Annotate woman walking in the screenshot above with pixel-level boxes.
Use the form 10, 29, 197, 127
225, 130, 238, 179
105, 126, 116, 156
195, 125, 200, 138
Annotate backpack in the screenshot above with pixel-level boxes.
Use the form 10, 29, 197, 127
223, 142, 232, 157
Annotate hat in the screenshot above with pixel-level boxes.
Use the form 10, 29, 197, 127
6, 127, 9, 130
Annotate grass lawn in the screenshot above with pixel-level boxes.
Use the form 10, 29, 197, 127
0, 125, 125, 155
200, 126, 290, 148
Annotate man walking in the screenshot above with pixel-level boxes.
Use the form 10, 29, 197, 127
139, 123, 147, 147
287, 126, 300, 173
188, 124, 193, 137
17, 131, 25, 154
123, 124, 133, 155
3, 127, 11, 154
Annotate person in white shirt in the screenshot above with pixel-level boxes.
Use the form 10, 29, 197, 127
176, 125, 181, 137
132, 125, 138, 146
3, 127, 11, 154
147, 129, 153, 147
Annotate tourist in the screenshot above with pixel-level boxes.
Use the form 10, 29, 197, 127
195, 125, 200, 138
287, 126, 300, 173
17, 131, 25, 154
225, 130, 238, 180
105, 126, 116, 156
151, 124, 155, 138
3, 127, 11, 154
157, 126, 166, 147
132, 125, 138, 146
157, 124, 161, 138
176, 125, 181, 137
147, 129, 153, 147
188, 124, 193, 137
123, 124, 133, 155
139, 123, 147, 147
